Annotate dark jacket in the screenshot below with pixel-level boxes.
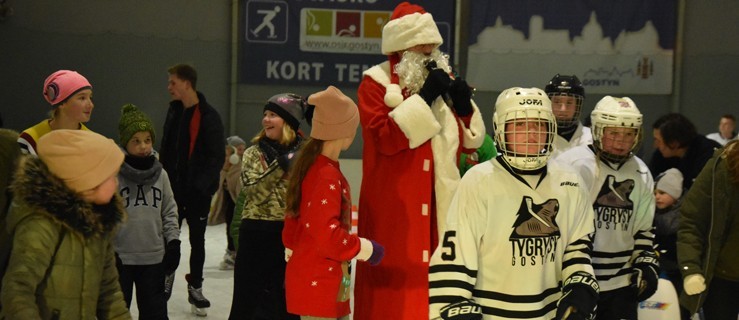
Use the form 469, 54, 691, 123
1, 157, 130, 320
0, 129, 20, 222
649, 135, 721, 190
654, 197, 682, 270
677, 143, 739, 313
159, 92, 225, 197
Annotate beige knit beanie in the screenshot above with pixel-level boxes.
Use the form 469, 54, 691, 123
37, 130, 124, 193
307, 86, 359, 141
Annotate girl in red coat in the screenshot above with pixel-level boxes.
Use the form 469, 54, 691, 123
283, 86, 384, 319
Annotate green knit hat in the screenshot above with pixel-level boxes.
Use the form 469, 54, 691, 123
118, 104, 155, 146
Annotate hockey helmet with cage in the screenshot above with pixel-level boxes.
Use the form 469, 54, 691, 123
545, 74, 585, 130
493, 87, 556, 172
590, 96, 643, 164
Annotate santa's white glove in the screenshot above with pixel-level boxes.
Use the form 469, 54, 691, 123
683, 274, 706, 295
285, 248, 293, 262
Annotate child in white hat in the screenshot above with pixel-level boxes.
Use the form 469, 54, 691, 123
209, 135, 247, 270
654, 168, 684, 301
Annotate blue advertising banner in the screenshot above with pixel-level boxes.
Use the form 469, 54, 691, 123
240, 0, 456, 86
465, 0, 677, 94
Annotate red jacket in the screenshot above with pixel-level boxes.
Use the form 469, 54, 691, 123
283, 155, 363, 318
354, 63, 486, 320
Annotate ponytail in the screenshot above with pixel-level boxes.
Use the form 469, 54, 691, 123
285, 138, 324, 217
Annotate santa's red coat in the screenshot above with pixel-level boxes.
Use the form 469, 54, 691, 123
354, 62, 486, 320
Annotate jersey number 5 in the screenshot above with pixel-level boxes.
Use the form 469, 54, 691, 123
441, 231, 456, 261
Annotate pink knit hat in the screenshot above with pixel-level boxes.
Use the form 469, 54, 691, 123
43, 70, 92, 106
307, 86, 359, 141
382, 2, 443, 108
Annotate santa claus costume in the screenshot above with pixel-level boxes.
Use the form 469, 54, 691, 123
354, 2, 486, 319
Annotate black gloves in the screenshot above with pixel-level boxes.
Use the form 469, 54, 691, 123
556, 271, 599, 320
440, 299, 483, 320
631, 250, 660, 301
419, 68, 451, 106
449, 77, 473, 117
163, 239, 181, 274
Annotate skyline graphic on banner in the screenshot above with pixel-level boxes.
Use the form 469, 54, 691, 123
466, 2, 675, 94
471, 13, 669, 55
468, 0, 676, 50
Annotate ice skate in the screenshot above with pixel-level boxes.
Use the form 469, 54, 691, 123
187, 284, 210, 316
218, 249, 236, 270
186, 274, 210, 316
164, 272, 175, 301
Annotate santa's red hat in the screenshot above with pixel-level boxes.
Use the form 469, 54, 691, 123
381, 2, 443, 108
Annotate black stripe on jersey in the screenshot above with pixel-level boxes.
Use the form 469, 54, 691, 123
595, 268, 632, 281
562, 257, 592, 269
430, 295, 470, 304
429, 279, 475, 292
429, 264, 477, 278
592, 250, 632, 258
565, 238, 594, 251
633, 244, 653, 251
480, 299, 558, 318
473, 286, 561, 303
564, 245, 592, 256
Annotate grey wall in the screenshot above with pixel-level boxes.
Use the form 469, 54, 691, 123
1, 0, 738, 162
0, 0, 231, 147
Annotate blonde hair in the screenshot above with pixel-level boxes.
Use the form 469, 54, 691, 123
251, 125, 297, 146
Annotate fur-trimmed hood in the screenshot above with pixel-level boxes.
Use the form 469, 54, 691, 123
8, 156, 125, 238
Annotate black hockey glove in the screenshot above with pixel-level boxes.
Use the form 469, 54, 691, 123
556, 271, 599, 320
631, 250, 660, 301
440, 299, 482, 320
448, 77, 473, 117
419, 67, 451, 106
163, 239, 181, 274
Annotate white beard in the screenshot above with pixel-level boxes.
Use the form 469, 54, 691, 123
394, 49, 451, 95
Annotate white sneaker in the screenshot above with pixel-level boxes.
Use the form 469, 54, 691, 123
219, 250, 236, 270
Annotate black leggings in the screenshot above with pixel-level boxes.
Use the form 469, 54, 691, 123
116, 261, 168, 319
177, 193, 210, 284
229, 219, 299, 320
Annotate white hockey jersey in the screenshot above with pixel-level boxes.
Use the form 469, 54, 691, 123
429, 157, 596, 319
556, 145, 655, 292
549, 123, 593, 161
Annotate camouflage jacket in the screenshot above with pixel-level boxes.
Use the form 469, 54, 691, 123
238, 145, 288, 221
